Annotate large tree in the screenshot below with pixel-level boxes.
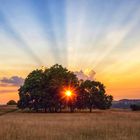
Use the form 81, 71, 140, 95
18, 64, 79, 112
18, 64, 113, 112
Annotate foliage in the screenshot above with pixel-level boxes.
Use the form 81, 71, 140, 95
77, 80, 113, 112
7, 100, 17, 105
130, 104, 140, 111
18, 64, 113, 112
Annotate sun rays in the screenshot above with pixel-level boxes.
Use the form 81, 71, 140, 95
0, 0, 140, 102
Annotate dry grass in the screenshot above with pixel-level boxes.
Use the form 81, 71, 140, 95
0, 108, 139, 140
0, 105, 17, 115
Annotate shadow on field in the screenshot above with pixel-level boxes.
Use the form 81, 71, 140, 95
18, 109, 104, 114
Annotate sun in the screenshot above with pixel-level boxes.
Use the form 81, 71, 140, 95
61, 86, 76, 100
65, 90, 72, 97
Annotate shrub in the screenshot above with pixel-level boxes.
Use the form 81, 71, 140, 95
7, 100, 17, 105
130, 104, 140, 111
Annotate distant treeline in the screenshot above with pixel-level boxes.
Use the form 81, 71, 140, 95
130, 104, 140, 111
112, 99, 140, 110
17, 64, 113, 113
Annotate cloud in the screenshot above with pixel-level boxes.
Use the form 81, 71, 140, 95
74, 70, 96, 81
0, 70, 96, 87
0, 89, 17, 94
0, 76, 24, 86
0, 83, 12, 87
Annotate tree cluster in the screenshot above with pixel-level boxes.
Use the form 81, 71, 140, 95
130, 104, 140, 111
18, 64, 113, 112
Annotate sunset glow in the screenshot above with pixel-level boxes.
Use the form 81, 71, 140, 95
61, 86, 76, 101
65, 90, 72, 97
0, 0, 140, 104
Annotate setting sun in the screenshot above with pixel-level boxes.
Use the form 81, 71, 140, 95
65, 90, 72, 97
61, 86, 76, 100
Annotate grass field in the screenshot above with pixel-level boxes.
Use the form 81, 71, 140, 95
0, 107, 140, 140
0, 105, 18, 116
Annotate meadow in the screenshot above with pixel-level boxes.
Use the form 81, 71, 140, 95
0, 105, 18, 116
0, 106, 139, 140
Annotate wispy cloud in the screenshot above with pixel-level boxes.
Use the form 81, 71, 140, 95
0, 89, 17, 94
0, 76, 24, 86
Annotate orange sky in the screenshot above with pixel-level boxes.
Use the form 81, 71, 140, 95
0, 65, 140, 104
0, 0, 140, 104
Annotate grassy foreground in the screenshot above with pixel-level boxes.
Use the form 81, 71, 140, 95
0, 108, 139, 140
0, 105, 17, 116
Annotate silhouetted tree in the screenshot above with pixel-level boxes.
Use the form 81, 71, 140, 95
18, 69, 45, 111
18, 64, 78, 112
130, 104, 140, 111
77, 80, 113, 112
18, 64, 113, 112
7, 100, 17, 105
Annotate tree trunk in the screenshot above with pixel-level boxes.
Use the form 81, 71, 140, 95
70, 106, 74, 113
44, 108, 47, 113
90, 107, 92, 113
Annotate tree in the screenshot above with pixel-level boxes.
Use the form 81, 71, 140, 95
130, 104, 140, 111
18, 69, 45, 111
7, 100, 17, 105
18, 64, 113, 112
18, 64, 79, 112
77, 80, 113, 112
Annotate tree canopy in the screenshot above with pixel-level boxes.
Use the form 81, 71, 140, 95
18, 64, 113, 112
7, 100, 17, 105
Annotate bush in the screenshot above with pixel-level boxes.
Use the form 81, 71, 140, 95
130, 104, 140, 111
7, 100, 17, 105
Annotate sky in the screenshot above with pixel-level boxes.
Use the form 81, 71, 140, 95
0, 0, 140, 104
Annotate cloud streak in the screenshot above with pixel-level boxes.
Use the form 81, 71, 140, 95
0, 89, 17, 94
0, 76, 24, 86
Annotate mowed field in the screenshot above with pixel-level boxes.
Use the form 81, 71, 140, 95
0, 106, 140, 140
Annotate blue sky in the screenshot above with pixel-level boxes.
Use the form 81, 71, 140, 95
0, 0, 140, 102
